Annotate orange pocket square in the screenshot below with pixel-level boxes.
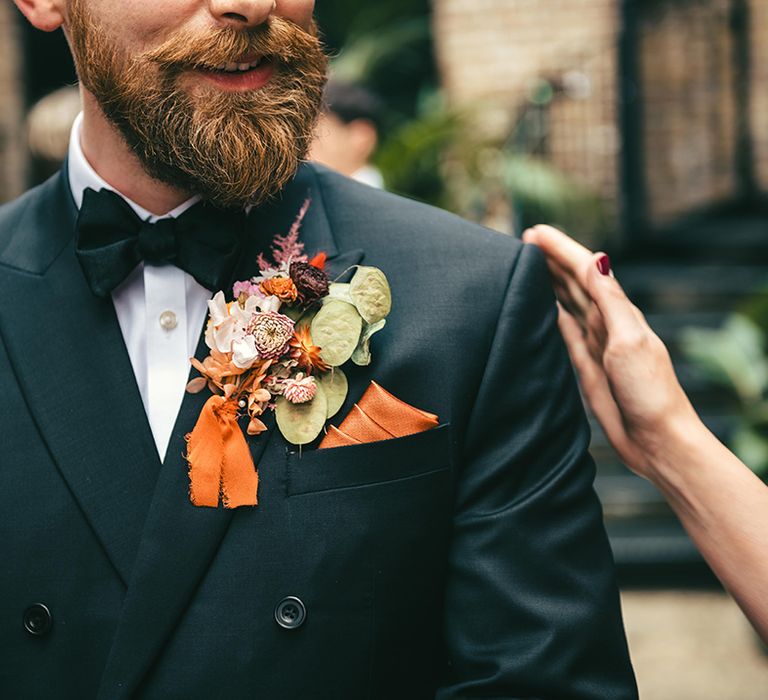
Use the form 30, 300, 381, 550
318, 381, 439, 449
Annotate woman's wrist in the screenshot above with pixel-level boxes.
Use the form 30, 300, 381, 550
639, 405, 711, 488
639, 407, 726, 519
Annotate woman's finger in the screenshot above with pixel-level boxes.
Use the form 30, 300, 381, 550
557, 302, 594, 373
523, 225, 594, 283
585, 302, 608, 352
586, 253, 647, 339
558, 305, 619, 423
558, 305, 642, 467
559, 304, 610, 399
548, 257, 592, 319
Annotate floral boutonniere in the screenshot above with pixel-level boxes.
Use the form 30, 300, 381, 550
185, 199, 391, 509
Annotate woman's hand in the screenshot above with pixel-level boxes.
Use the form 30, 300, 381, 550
522, 224, 701, 479
525, 225, 768, 643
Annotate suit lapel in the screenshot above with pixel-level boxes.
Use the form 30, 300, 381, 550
97, 164, 365, 698
0, 172, 160, 587
95, 345, 275, 700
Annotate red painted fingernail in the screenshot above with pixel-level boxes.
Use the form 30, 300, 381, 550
596, 254, 611, 276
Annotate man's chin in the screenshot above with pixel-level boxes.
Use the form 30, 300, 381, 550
160, 167, 300, 210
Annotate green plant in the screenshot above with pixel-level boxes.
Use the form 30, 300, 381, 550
375, 99, 606, 241
316, 7, 608, 240
680, 314, 768, 478
316, 7, 435, 122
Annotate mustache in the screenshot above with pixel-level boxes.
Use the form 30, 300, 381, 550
141, 17, 323, 70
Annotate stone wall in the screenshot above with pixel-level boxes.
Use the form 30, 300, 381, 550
0, 4, 26, 204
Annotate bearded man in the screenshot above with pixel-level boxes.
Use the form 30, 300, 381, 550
1, 1, 637, 698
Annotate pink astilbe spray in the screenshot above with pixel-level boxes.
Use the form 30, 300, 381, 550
256, 197, 312, 270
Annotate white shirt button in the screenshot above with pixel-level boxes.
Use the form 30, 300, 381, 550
159, 310, 178, 331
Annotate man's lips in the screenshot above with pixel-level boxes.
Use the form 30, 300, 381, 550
191, 56, 275, 91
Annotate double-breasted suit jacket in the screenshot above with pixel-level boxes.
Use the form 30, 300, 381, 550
0, 163, 637, 699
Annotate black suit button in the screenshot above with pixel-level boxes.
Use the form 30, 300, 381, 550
274, 596, 306, 630
23, 604, 53, 637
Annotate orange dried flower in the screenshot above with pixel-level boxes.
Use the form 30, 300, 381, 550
309, 251, 327, 270
260, 276, 298, 303
188, 353, 272, 398
289, 325, 330, 373
190, 349, 247, 387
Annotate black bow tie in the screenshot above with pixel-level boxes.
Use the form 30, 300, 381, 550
74, 188, 246, 298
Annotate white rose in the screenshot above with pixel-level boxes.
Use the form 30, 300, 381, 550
232, 336, 259, 369
205, 291, 245, 354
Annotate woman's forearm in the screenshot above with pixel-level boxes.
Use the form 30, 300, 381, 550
521, 223, 768, 640
646, 416, 768, 642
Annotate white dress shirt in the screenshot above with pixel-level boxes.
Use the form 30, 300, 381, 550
68, 113, 212, 462
351, 165, 385, 190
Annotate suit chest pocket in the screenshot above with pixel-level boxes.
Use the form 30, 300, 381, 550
285, 422, 453, 496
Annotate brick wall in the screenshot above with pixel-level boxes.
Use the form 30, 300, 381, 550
749, 0, 768, 193
637, 0, 737, 226
434, 0, 618, 128
434, 0, 768, 233
433, 0, 622, 232
0, 4, 26, 204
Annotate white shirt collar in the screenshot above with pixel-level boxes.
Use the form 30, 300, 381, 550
351, 165, 384, 190
67, 112, 201, 221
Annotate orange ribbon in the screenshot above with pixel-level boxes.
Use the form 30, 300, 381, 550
186, 395, 259, 508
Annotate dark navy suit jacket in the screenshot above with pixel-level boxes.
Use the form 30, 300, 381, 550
0, 163, 637, 698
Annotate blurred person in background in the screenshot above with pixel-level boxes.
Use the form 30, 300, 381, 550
310, 78, 385, 188
524, 224, 768, 645
26, 85, 82, 180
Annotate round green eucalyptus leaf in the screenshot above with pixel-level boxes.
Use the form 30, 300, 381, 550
327, 282, 353, 304
317, 369, 348, 418
349, 267, 392, 324
351, 319, 387, 367
275, 384, 329, 445
310, 299, 363, 366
